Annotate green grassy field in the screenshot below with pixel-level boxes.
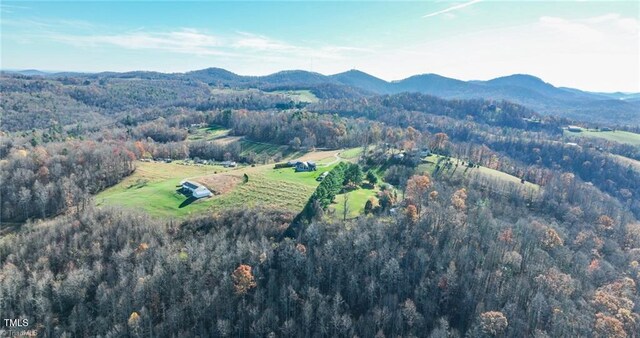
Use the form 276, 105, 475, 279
239, 140, 305, 158
97, 161, 322, 217
210, 87, 318, 103
340, 147, 364, 160
272, 90, 319, 103
418, 154, 539, 190
96, 148, 351, 218
187, 125, 230, 141
564, 129, 640, 147
210, 88, 261, 95
333, 187, 378, 220
218, 161, 342, 213
264, 164, 338, 186
97, 162, 229, 218
210, 172, 317, 212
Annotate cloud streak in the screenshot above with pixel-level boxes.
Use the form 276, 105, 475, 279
0, 4, 30, 14
3, 6, 636, 91
423, 0, 482, 18
45, 28, 371, 62
49, 29, 230, 56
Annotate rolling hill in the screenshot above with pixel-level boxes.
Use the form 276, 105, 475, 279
5, 67, 639, 125
329, 69, 392, 94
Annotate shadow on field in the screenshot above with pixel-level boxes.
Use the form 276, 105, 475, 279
179, 196, 197, 208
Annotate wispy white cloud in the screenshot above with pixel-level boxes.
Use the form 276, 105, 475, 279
0, 4, 30, 14
538, 13, 639, 43
2, 17, 98, 31
4, 8, 636, 91
232, 32, 294, 51
230, 32, 371, 60
44, 28, 371, 62
423, 0, 482, 18
49, 29, 230, 56
538, 16, 606, 43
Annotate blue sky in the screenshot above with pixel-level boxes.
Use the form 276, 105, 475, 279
1, 1, 638, 92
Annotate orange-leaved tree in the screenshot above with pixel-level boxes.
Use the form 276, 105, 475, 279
232, 264, 257, 295
406, 174, 431, 215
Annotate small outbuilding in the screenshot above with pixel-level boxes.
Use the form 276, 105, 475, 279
567, 125, 583, 132
221, 161, 237, 168
393, 153, 405, 160
295, 161, 317, 172
565, 142, 581, 148
419, 148, 431, 157
316, 171, 329, 181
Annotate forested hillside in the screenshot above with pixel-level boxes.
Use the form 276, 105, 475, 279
2, 172, 638, 336
1, 71, 639, 337
6, 68, 639, 125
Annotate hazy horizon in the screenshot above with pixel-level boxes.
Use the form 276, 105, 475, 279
5, 66, 640, 95
2, 1, 639, 92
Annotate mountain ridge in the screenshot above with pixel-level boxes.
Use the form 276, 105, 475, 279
5, 67, 637, 96
4, 67, 639, 124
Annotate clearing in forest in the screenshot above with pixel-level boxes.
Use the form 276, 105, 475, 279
611, 154, 640, 172
564, 129, 640, 147
96, 161, 231, 218
332, 187, 379, 220
97, 147, 357, 218
209, 87, 318, 103
418, 154, 540, 191
271, 89, 319, 103
187, 125, 230, 141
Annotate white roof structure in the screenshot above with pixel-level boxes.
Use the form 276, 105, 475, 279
181, 180, 212, 198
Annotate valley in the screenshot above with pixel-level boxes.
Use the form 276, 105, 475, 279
2, 54, 639, 338
2, 1, 639, 336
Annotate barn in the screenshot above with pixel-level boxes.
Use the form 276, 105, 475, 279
180, 180, 213, 198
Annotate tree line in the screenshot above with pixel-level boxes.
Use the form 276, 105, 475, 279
0, 140, 136, 221
1, 170, 638, 337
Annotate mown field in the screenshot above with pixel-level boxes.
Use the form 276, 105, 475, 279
96, 148, 350, 218
333, 187, 379, 220
97, 161, 231, 218
339, 147, 364, 160
209, 172, 318, 213
611, 154, 640, 172
187, 125, 230, 141
418, 154, 539, 191
239, 139, 307, 159
209, 87, 318, 103
271, 89, 319, 103
564, 129, 640, 146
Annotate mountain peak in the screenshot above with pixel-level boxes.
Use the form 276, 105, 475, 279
330, 69, 391, 93
334, 69, 373, 77
187, 67, 238, 76
486, 74, 550, 88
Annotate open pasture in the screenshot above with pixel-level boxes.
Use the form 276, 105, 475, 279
419, 154, 539, 191
97, 148, 350, 218
564, 129, 640, 147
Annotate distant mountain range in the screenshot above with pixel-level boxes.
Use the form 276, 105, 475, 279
4, 68, 639, 125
